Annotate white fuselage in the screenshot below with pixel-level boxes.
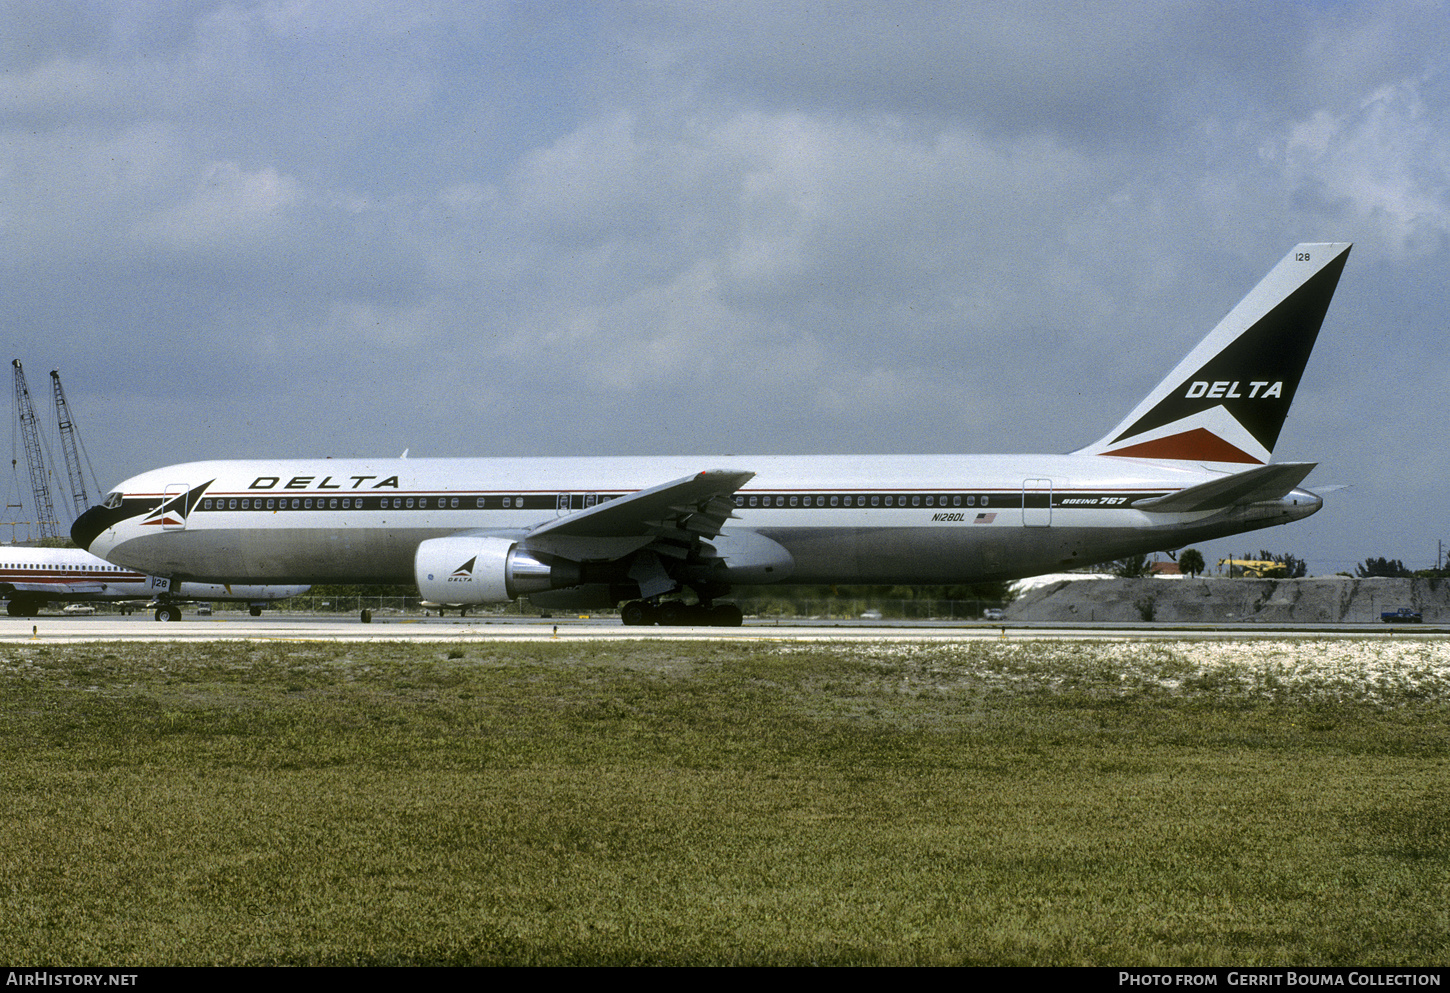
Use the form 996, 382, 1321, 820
1, 547, 164, 601
0, 544, 309, 609
76, 453, 1321, 588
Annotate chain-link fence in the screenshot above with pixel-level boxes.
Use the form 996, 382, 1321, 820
53, 595, 1007, 620
731, 598, 1007, 621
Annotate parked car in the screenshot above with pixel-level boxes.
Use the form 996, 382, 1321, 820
982, 608, 1004, 621
1381, 607, 1422, 623
62, 603, 96, 615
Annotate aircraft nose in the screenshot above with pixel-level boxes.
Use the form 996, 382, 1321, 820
72, 504, 115, 552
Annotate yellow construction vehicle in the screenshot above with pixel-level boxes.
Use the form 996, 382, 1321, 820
1217, 559, 1288, 578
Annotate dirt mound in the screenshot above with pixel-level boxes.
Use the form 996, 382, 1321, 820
1006, 576, 1449, 624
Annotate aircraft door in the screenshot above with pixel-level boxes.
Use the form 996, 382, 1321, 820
1022, 479, 1052, 527
163, 484, 189, 531
557, 493, 599, 517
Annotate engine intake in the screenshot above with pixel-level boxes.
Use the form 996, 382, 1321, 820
415, 536, 581, 604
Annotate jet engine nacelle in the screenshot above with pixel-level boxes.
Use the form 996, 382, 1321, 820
415, 535, 581, 604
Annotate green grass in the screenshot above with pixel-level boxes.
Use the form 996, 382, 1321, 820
2, 639, 1447, 964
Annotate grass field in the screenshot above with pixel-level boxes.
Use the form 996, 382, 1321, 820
2, 637, 1448, 965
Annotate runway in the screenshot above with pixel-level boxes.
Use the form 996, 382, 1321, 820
2, 612, 1444, 644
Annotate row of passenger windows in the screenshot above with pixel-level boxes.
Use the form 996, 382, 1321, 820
199, 493, 995, 513
1, 564, 129, 572
202, 496, 548, 512
736, 493, 990, 508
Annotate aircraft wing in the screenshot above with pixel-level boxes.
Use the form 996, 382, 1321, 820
1135, 462, 1316, 513
521, 469, 754, 561
3, 581, 106, 597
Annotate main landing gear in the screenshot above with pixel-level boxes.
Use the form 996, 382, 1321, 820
620, 600, 743, 627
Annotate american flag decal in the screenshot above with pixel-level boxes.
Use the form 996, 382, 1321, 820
974, 513, 996, 524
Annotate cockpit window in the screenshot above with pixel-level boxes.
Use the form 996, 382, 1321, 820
102, 492, 123, 509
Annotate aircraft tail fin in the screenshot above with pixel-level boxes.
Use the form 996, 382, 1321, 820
1075, 242, 1351, 466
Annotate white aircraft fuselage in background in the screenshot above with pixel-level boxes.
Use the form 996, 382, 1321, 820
0, 545, 309, 618
74, 243, 1351, 625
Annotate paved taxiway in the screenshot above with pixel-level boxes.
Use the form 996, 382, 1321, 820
2, 613, 1445, 644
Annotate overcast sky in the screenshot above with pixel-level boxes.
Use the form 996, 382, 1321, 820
3, 1, 1447, 575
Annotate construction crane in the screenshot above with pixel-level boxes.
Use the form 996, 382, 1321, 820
50, 369, 94, 519
11, 360, 60, 540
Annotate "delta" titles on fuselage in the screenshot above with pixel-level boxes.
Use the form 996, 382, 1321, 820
248, 475, 400, 490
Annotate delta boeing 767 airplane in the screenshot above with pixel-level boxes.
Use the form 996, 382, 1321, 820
74, 243, 1350, 625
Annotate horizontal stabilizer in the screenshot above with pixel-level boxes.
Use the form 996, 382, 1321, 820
1135, 462, 1316, 513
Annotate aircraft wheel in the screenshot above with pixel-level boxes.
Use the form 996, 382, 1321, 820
711, 604, 743, 627
360, 608, 372, 624
620, 601, 648, 626
7, 600, 24, 617
658, 601, 686, 626
155, 605, 181, 622
250, 606, 262, 617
